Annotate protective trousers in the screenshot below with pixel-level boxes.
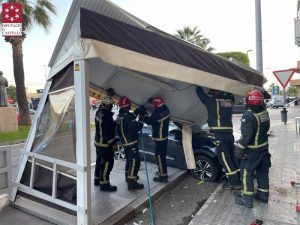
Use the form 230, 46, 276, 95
94, 146, 114, 185
154, 140, 168, 177
240, 149, 271, 197
215, 132, 240, 185
124, 144, 141, 181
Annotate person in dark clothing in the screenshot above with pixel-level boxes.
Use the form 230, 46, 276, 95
116, 96, 144, 190
196, 86, 240, 189
142, 97, 170, 182
235, 90, 271, 208
94, 96, 117, 192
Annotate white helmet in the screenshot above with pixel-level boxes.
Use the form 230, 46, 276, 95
101, 96, 113, 106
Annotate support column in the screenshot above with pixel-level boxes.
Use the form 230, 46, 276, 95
74, 60, 91, 225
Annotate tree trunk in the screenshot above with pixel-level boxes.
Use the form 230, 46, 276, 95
11, 39, 31, 125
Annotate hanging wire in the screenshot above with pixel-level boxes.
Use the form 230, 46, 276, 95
139, 132, 155, 225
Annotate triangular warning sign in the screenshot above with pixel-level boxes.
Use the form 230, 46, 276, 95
273, 68, 296, 89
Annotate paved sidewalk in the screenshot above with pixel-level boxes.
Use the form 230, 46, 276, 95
0, 159, 185, 225
190, 119, 300, 225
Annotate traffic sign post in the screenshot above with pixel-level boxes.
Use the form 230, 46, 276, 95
273, 68, 296, 104
273, 68, 296, 125
273, 68, 296, 89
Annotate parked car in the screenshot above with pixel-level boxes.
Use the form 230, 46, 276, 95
266, 96, 284, 108
233, 103, 246, 114
116, 121, 222, 182
233, 98, 246, 114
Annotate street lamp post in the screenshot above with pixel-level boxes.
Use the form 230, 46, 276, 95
255, 0, 263, 73
246, 49, 253, 57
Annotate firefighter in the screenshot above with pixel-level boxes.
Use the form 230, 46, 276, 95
196, 86, 241, 189
94, 96, 117, 192
143, 97, 170, 182
116, 96, 144, 190
235, 90, 271, 208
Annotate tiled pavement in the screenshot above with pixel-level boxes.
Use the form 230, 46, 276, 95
190, 120, 300, 225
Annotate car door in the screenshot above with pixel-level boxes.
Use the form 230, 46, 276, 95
139, 123, 186, 170
166, 126, 186, 169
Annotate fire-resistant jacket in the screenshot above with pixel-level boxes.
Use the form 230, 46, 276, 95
116, 109, 143, 147
196, 86, 234, 132
144, 104, 170, 141
94, 106, 116, 148
237, 109, 270, 151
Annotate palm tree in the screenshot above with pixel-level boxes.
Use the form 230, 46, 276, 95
174, 26, 214, 52
0, 0, 56, 125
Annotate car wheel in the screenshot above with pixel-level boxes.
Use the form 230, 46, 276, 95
114, 145, 126, 160
193, 155, 219, 182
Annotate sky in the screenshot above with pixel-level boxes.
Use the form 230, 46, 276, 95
0, 0, 299, 92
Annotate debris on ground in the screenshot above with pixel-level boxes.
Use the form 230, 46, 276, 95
197, 181, 204, 185
142, 208, 148, 214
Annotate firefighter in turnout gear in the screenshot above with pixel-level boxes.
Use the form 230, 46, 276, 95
94, 96, 117, 192
117, 97, 144, 190
196, 86, 241, 189
143, 97, 170, 182
235, 90, 271, 208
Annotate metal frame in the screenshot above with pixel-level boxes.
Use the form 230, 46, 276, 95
10, 60, 92, 225
295, 117, 300, 136
11, 80, 52, 201
74, 59, 91, 225
0, 148, 12, 195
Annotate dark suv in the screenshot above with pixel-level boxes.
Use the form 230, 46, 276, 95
115, 122, 222, 181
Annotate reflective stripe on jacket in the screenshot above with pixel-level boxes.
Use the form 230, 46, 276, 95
238, 109, 270, 151
196, 86, 234, 132
94, 106, 115, 148
116, 110, 143, 147
144, 104, 170, 141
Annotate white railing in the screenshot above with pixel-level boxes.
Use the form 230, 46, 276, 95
13, 150, 86, 213
295, 17, 300, 46
285, 98, 299, 107
0, 147, 12, 195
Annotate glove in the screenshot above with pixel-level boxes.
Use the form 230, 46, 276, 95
106, 88, 115, 97
147, 97, 153, 104
134, 106, 147, 117
235, 145, 244, 160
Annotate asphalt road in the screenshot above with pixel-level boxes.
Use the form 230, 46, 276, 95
125, 106, 300, 225
125, 175, 219, 225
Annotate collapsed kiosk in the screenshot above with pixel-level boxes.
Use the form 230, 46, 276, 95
10, 0, 266, 224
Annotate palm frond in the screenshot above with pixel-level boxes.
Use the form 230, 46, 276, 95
174, 25, 214, 51
37, 0, 56, 15
22, 2, 34, 30
32, 5, 51, 31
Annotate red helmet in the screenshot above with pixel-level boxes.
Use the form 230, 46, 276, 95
152, 96, 164, 109
246, 90, 264, 106
119, 96, 131, 108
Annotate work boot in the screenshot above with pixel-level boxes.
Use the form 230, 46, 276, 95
255, 192, 269, 203
235, 193, 253, 208
125, 173, 139, 182
153, 176, 168, 183
100, 184, 117, 192
128, 181, 144, 190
